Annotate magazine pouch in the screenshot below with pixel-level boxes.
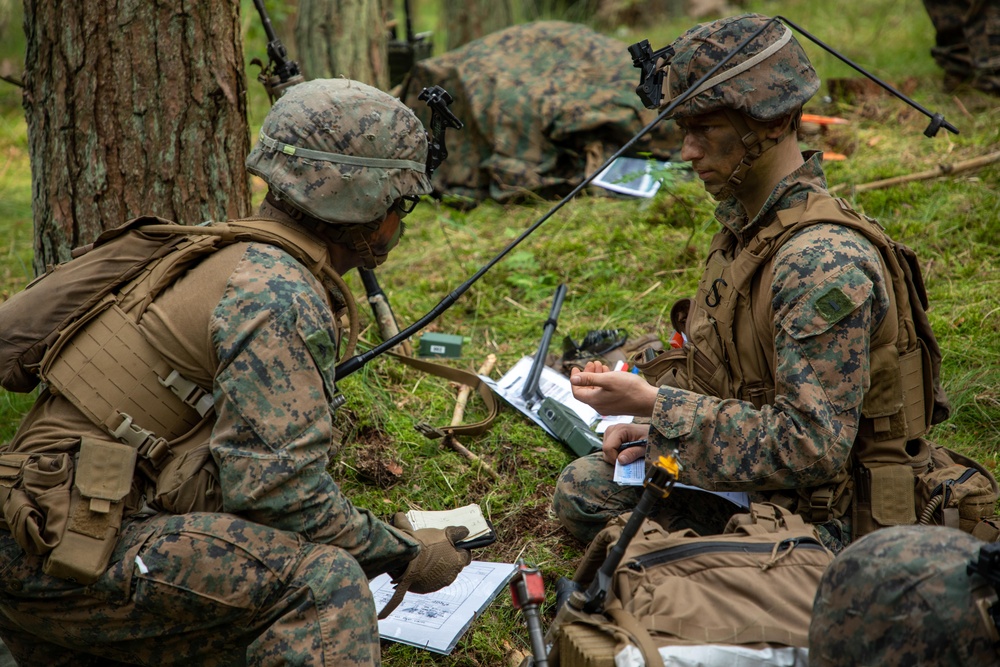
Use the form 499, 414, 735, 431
44, 437, 136, 584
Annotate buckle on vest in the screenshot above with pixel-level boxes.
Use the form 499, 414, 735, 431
110, 412, 172, 469
809, 487, 835, 523
159, 370, 214, 417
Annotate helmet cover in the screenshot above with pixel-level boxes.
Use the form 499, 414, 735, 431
810, 525, 1000, 666
660, 14, 819, 121
246, 78, 432, 224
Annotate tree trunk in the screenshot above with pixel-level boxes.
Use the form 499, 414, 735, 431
295, 0, 389, 89
442, 0, 513, 51
22, 0, 252, 274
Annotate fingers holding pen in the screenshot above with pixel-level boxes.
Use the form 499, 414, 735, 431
602, 423, 650, 464
616, 439, 647, 465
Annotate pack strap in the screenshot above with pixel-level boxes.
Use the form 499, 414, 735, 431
606, 607, 667, 667
388, 352, 499, 439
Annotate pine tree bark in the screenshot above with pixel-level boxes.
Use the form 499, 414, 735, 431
22, 0, 251, 274
295, 0, 389, 89
442, 0, 513, 51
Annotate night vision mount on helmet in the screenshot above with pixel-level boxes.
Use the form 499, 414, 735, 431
630, 14, 959, 138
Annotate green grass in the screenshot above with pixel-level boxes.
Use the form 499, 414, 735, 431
2, 1, 1000, 665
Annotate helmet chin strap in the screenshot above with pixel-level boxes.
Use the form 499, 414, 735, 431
720, 108, 789, 192
348, 228, 389, 269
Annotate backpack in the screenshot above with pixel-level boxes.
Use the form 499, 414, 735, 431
547, 503, 833, 667
0, 216, 358, 584
0, 215, 358, 395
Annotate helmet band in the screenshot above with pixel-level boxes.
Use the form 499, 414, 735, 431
672, 25, 793, 107
257, 131, 427, 173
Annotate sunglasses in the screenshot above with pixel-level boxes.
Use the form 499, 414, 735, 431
394, 195, 420, 218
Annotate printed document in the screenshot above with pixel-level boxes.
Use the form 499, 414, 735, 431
481, 355, 599, 436
614, 458, 750, 508
372, 561, 517, 654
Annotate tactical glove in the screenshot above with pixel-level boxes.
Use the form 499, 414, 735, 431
377, 513, 472, 619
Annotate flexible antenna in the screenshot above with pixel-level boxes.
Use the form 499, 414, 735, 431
776, 16, 958, 137
334, 20, 774, 379
335, 15, 958, 379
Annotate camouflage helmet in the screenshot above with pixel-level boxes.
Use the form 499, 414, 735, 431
659, 14, 819, 121
246, 78, 432, 224
810, 525, 1000, 666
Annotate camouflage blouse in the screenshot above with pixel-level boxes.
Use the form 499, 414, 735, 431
649, 153, 892, 494
208, 242, 418, 577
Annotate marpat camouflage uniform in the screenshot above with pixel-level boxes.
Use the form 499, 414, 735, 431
553, 153, 890, 550
922, 0, 1000, 94
810, 525, 1000, 666
0, 79, 435, 666
399, 21, 680, 203
0, 231, 417, 665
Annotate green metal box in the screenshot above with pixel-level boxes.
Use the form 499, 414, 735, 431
418, 332, 463, 358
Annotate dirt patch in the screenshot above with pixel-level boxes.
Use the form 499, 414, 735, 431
489, 487, 565, 563
348, 427, 405, 489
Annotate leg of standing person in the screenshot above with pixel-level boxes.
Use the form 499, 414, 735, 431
922, 0, 976, 89
964, 0, 1000, 93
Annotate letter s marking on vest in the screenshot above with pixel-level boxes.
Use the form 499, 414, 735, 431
706, 278, 728, 308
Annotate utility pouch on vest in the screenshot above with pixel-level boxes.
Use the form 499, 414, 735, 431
0, 450, 74, 555
852, 437, 933, 537
916, 445, 999, 534
861, 343, 931, 443
634, 346, 689, 390
44, 438, 136, 584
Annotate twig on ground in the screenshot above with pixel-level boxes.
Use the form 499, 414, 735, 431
444, 354, 500, 480
830, 150, 1000, 194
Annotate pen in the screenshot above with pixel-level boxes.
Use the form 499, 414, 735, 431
618, 438, 647, 452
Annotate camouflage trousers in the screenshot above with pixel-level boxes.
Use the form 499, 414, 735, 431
552, 452, 738, 544
553, 452, 851, 552
0, 512, 379, 666
922, 0, 1000, 93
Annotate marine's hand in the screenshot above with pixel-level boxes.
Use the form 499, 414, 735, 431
378, 513, 473, 619
602, 423, 651, 465
570, 364, 658, 417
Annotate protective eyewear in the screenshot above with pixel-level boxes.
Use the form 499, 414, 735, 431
394, 195, 420, 218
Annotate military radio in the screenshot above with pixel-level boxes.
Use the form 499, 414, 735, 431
538, 397, 602, 458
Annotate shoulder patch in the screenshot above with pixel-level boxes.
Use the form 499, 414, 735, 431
815, 286, 854, 322
781, 263, 873, 340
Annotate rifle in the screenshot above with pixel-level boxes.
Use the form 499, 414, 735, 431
388, 0, 433, 88
358, 266, 412, 357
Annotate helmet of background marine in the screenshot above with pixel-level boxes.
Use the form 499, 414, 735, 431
245, 78, 432, 226
810, 525, 1000, 667
657, 14, 820, 190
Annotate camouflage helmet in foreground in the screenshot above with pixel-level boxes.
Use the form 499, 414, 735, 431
246, 78, 432, 225
810, 525, 1000, 667
659, 14, 819, 121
